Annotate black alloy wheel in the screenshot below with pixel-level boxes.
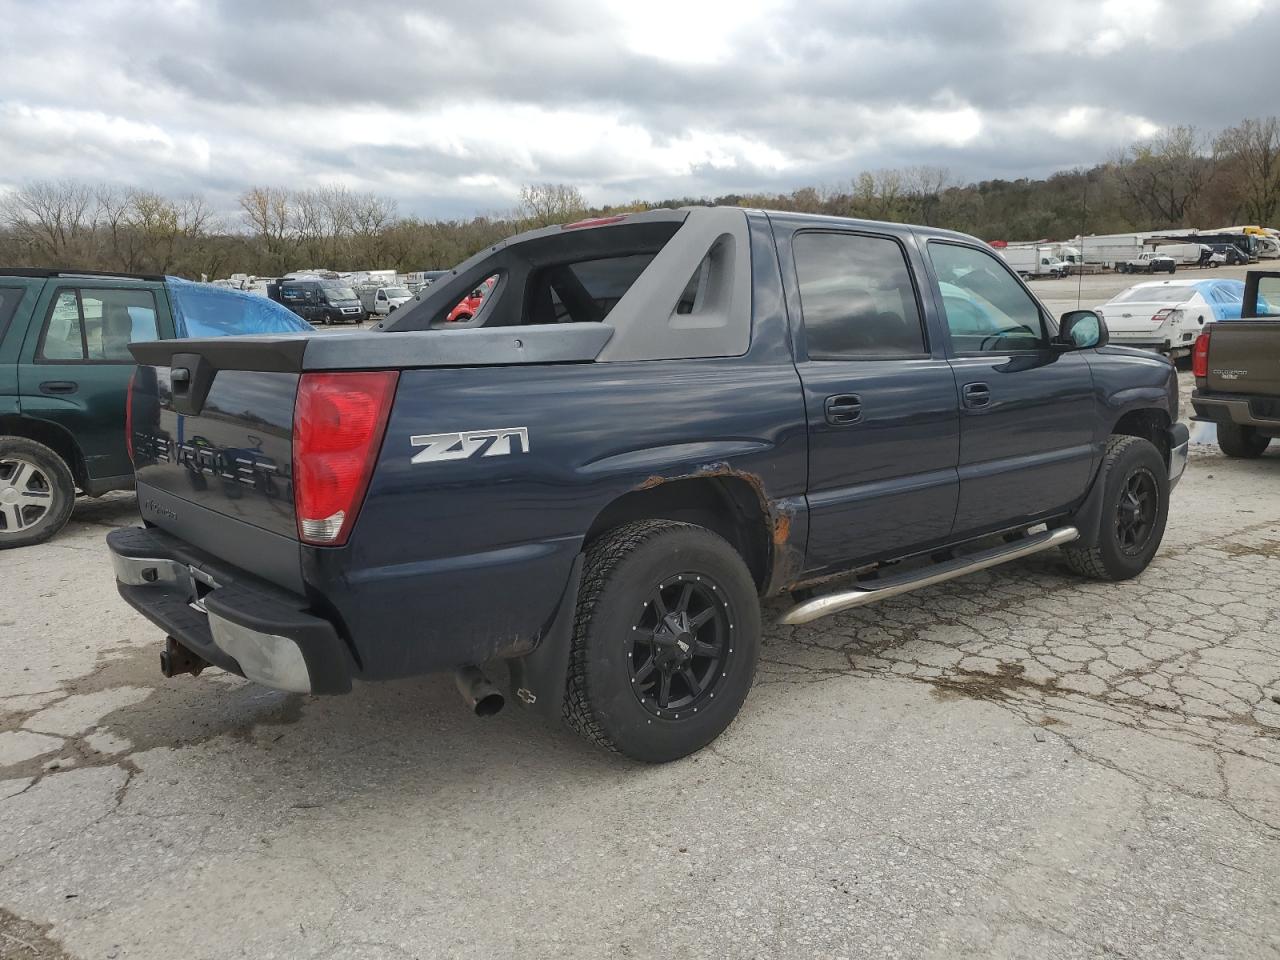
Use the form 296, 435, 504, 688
564, 519, 762, 762
1114, 467, 1158, 555
626, 572, 735, 719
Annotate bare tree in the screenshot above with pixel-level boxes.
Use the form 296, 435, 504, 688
238, 186, 292, 273
0, 179, 98, 265
903, 166, 951, 225
517, 183, 587, 227
1215, 117, 1280, 225
1114, 126, 1210, 226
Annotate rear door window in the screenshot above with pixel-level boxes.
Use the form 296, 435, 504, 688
792, 231, 927, 359
39, 288, 159, 362
40, 291, 85, 360
80, 290, 159, 360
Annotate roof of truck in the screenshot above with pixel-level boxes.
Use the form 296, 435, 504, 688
0, 268, 166, 282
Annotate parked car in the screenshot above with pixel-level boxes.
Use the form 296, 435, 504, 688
445, 275, 497, 323
358, 285, 413, 317
269, 278, 366, 325
1200, 243, 1249, 267
1191, 270, 1280, 458
108, 207, 1186, 761
0, 271, 312, 548
1117, 252, 1177, 275
1095, 278, 1246, 358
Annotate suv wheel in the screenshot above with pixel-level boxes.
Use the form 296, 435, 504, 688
564, 520, 761, 762
0, 437, 76, 549
1062, 435, 1169, 581
1217, 422, 1271, 459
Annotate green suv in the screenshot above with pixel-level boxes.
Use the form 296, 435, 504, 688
0, 270, 311, 548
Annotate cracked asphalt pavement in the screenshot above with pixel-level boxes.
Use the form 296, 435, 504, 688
3, 371, 1280, 960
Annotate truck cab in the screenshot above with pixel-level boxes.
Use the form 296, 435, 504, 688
358, 285, 414, 316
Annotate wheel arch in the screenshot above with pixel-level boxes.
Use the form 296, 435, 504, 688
1110, 407, 1172, 465
583, 476, 773, 592
0, 415, 87, 489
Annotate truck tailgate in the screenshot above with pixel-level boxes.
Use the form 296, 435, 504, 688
1206, 322, 1280, 396
127, 341, 304, 592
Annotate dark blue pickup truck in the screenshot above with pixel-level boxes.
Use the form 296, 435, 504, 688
107, 207, 1187, 761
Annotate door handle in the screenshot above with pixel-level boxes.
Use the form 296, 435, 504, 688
962, 382, 991, 409
824, 394, 863, 425
39, 380, 78, 395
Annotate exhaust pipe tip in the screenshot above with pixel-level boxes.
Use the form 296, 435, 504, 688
473, 690, 505, 717
454, 665, 505, 717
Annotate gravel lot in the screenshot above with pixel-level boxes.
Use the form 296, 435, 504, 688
2, 265, 1279, 959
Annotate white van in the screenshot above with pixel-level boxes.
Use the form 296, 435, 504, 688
358, 285, 414, 316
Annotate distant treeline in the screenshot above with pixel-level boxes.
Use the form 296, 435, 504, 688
2, 117, 1277, 279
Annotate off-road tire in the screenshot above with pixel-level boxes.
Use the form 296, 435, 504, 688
0, 436, 76, 549
1216, 422, 1271, 459
564, 520, 761, 762
1062, 435, 1168, 581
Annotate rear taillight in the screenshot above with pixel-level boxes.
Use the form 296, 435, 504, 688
293, 371, 398, 546
1192, 330, 1210, 379
125, 368, 137, 463
1152, 308, 1175, 324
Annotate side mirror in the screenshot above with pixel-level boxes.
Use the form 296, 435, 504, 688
1056, 309, 1107, 350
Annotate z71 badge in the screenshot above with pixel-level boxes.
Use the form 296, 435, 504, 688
410, 427, 530, 464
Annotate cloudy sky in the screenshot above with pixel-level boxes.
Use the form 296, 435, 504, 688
0, 0, 1276, 220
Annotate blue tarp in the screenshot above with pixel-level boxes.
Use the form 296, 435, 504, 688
165, 277, 313, 337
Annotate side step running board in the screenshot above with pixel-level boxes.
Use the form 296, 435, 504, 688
779, 526, 1080, 626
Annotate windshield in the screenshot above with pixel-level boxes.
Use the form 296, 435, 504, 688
1112, 286, 1192, 305
166, 278, 313, 337
321, 283, 358, 302
384, 287, 412, 299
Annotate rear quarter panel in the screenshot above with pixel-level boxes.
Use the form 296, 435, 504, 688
311, 356, 808, 680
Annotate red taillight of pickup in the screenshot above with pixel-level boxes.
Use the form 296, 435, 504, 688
293, 371, 398, 546
1192, 330, 1211, 380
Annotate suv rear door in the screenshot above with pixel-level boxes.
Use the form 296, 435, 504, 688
776, 221, 960, 571
17, 279, 174, 486
922, 238, 1096, 534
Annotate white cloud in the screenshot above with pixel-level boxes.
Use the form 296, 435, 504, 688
0, 0, 1275, 217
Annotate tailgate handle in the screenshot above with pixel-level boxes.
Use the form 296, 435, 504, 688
168, 353, 215, 416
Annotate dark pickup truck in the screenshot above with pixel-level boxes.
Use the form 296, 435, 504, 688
107, 207, 1188, 761
1191, 270, 1280, 458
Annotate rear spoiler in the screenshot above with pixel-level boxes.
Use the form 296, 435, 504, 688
129, 324, 614, 373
